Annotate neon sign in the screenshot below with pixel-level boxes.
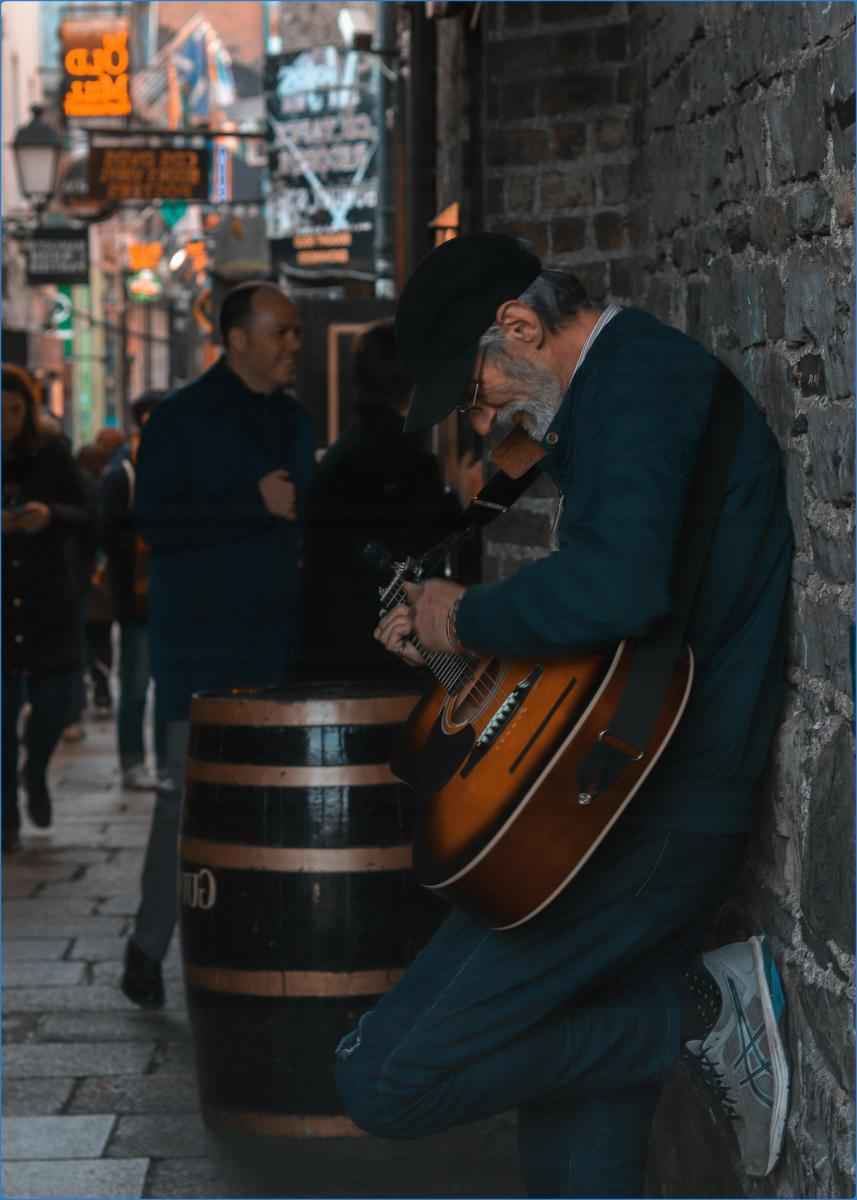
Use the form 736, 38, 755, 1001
64, 31, 131, 119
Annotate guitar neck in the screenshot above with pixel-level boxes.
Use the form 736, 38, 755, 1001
379, 572, 480, 696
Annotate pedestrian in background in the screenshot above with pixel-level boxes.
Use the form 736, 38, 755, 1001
121, 282, 315, 1008
300, 318, 450, 682
95, 425, 126, 465
100, 391, 166, 790
1, 365, 94, 851
75, 443, 114, 721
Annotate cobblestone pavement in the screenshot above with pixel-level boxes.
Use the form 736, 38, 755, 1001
2, 714, 523, 1199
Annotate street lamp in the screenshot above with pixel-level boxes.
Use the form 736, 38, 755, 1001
12, 106, 62, 218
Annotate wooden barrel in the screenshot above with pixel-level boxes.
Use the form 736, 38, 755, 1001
178, 682, 440, 1137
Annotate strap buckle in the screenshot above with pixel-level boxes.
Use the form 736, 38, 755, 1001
596, 728, 644, 763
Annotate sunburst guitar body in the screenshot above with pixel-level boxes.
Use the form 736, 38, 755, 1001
390, 640, 694, 929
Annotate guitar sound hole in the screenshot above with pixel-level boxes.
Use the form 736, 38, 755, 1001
451, 658, 503, 725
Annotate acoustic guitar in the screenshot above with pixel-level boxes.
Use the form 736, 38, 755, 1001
377, 556, 694, 930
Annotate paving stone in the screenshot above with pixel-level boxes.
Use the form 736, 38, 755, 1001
2, 878, 42, 898
3, 961, 87, 988
2, 1078, 76, 1116
3, 897, 97, 922
68, 1072, 200, 1115
95, 895, 142, 916
149, 1039, 195, 1074
144, 1156, 273, 1199
143, 1118, 523, 1198
92, 959, 184, 988
3, 1008, 41, 1040
67, 936, 128, 961
4, 1041, 156, 1078
4, 1115, 115, 1160
107, 1113, 224, 1160
39, 1010, 190, 1043
15, 848, 110, 867
2, 984, 186, 1015
2, 939, 71, 962
39, 823, 151, 850
31, 881, 115, 901
1, 1157, 148, 1199
2, 860, 81, 883
2, 916, 128, 941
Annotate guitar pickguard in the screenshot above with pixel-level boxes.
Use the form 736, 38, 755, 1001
419, 717, 475, 793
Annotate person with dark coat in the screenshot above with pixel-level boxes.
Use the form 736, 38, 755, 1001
337, 235, 793, 1194
100, 391, 166, 790
2, 365, 94, 850
120, 282, 315, 1009
301, 319, 450, 682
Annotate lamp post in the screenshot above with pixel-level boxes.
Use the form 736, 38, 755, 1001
12, 105, 62, 221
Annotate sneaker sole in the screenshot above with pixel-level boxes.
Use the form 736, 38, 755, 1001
749, 934, 789, 1177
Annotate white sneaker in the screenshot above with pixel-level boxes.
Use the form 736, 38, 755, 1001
683, 935, 789, 1178
121, 764, 158, 791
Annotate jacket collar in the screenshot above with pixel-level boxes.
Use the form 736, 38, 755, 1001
538, 308, 636, 475
206, 355, 293, 412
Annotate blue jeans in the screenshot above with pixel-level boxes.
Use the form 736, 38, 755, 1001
2, 671, 79, 839
117, 622, 165, 770
336, 824, 745, 1198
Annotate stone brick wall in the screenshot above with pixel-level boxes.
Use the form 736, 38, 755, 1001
630, 7, 855, 1197
439, 2, 855, 1195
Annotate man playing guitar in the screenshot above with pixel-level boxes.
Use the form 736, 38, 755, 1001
335, 234, 791, 1196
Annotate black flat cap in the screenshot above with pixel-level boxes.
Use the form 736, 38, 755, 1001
395, 234, 542, 432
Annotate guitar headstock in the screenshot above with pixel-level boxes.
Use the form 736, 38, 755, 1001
363, 542, 424, 615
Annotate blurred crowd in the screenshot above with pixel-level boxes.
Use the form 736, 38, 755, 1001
0, 289, 482, 960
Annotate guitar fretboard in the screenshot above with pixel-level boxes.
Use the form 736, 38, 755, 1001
379, 571, 479, 696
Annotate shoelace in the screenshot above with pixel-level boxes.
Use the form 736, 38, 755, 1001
682, 1046, 738, 1122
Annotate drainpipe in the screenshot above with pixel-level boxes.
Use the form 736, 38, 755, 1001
373, 3, 396, 298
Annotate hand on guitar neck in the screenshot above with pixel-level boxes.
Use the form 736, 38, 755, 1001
374, 578, 467, 665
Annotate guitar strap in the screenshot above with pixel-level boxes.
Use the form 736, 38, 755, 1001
455, 461, 544, 531
455, 425, 548, 533
576, 363, 744, 801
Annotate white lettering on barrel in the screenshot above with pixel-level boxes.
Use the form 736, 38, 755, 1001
181, 867, 217, 910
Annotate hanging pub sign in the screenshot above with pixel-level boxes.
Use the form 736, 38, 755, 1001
88, 146, 211, 202
25, 228, 90, 286
264, 46, 382, 276
127, 242, 164, 272
60, 18, 131, 123
126, 270, 164, 303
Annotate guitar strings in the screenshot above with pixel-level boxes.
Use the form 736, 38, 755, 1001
381, 580, 496, 703
383, 581, 482, 694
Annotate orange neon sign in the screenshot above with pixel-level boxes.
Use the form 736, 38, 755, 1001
64, 31, 131, 118
128, 243, 164, 272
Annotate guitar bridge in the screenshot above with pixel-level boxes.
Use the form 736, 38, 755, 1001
460, 667, 543, 779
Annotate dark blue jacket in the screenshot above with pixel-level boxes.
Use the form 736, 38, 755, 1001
134, 357, 315, 721
456, 310, 792, 833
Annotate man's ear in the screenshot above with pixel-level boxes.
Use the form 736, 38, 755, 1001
494, 301, 544, 347
227, 325, 248, 356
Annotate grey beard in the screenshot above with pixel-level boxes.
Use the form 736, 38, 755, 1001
491, 352, 565, 441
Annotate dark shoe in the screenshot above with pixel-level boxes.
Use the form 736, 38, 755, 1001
24, 770, 52, 828
121, 940, 164, 1009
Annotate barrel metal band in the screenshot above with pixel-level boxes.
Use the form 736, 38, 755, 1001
180, 835, 412, 873
190, 695, 419, 727
202, 1106, 366, 1138
184, 758, 398, 787
185, 962, 406, 997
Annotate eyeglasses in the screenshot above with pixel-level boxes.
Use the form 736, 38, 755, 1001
455, 352, 485, 416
